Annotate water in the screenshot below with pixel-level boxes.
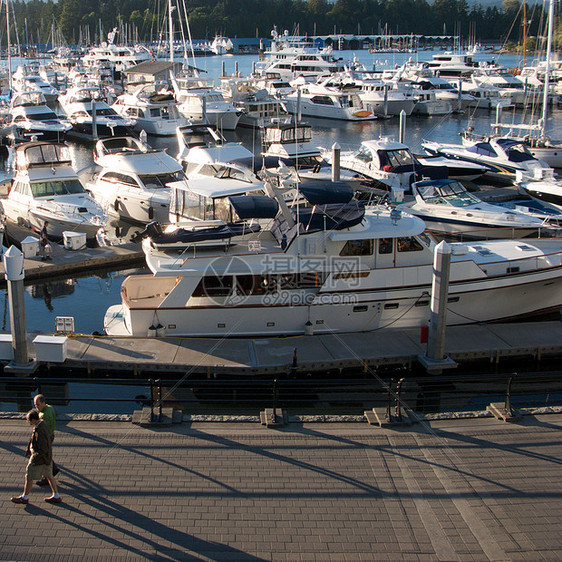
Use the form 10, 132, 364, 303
5, 48, 562, 335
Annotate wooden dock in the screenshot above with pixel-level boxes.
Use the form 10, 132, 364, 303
0, 220, 145, 287
25, 319, 562, 377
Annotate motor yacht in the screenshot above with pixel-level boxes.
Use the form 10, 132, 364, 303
331, 139, 487, 195
104, 181, 562, 337
3, 141, 106, 240
422, 136, 552, 182
9, 91, 71, 143
11, 65, 60, 105
282, 79, 375, 121
84, 136, 185, 224
515, 168, 562, 210
112, 84, 191, 136
59, 85, 135, 140
220, 77, 292, 128
170, 73, 241, 130
398, 179, 558, 239
254, 27, 346, 81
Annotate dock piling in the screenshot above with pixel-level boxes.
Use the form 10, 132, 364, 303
331, 143, 341, 182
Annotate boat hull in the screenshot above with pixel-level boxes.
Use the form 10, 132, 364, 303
105, 266, 562, 337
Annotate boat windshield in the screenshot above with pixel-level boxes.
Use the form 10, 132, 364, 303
380, 149, 415, 169
215, 165, 253, 182
31, 178, 86, 197
139, 172, 183, 189
418, 180, 480, 207
28, 111, 59, 121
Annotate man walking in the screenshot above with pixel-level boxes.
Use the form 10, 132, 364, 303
10, 410, 61, 504
33, 394, 59, 486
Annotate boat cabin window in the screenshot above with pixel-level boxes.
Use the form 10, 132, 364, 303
125, 107, 142, 118
397, 237, 424, 252
279, 273, 324, 289
11, 180, 31, 196
466, 142, 497, 157
339, 239, 374, 256
140, 172, 182, 189
215, 165, 252, 183
504, 145, 535, 162
95, 107, 119, 117
310, 96, 334, 106
378, 238, 393, 254
28, 111, 59, 121
236, 275, 277, 296
103, 172, 139, 188
192, 276, 233, 298
31, 179, 86, 197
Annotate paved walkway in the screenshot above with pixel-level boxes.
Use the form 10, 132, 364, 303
1, 415, 561, 561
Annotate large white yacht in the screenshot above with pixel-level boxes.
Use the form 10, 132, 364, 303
83, 28, 153, 72
3, 141, 106, 240
59, 86, 135, 140
84, 136, 186, 224
422, 136, 552, 181
111, 84, 191, 137
282, 79, 375, 121
11, 65, 60, 104
170, 73, 241, 130
9, 91, 71, 142
254, 27, 346, 81
398, 178, 558, 239
104, 182, 562, 337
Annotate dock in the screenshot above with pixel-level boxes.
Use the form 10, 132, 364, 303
0, 220, 145, 288
1, 413, 561, 560
30, 319, 562, 377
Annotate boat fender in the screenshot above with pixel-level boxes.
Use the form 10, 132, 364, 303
148, 207, 154, 220
155, 323, 166, 337
114, 199, 119, 212
147, 325, 157, 337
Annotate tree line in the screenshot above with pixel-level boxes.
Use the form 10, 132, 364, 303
5, 0, 561, 49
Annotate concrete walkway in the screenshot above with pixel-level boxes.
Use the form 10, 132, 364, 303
1, 415, 561, 561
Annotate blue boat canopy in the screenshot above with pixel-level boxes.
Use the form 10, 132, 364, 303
229, 195, 279, 219
298, 181, 354, 205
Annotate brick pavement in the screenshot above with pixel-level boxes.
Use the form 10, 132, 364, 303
0, 415, 561, 561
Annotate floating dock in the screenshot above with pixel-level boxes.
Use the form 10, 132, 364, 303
23, 319, 562, 377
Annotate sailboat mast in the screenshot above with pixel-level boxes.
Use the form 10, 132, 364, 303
168, 0, 174, 63
540, 0, 554, 138
5, 0, 11, 90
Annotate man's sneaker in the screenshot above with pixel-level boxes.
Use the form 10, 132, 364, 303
44, 496, 62, 504
10, 496, 29, 504
36, 478, 49, 487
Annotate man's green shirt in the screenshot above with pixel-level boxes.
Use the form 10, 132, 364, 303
39, 404, 56, 436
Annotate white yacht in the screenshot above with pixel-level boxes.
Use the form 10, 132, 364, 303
59, 85, 135, 140
220, 77, 292, 128
11, 65, 60, 104
9, 91, 70, 143
425, 52, 480, 78
282, 79, 375, 121
516, 168, 562, 210
170, 73, 241, 131
104, 182, 562, 337
332, 139, 487, 195
3, 141, 106, 240
422, 136, 552, 182
398, 179, 557, 239
83, 28, 153, 72
84, 136, 185, 224
254, 27, 346, 81
112, 84, 190, 136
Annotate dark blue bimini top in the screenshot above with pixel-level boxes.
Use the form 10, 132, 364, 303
298, 181, 354, 205
229, 195, 280, 219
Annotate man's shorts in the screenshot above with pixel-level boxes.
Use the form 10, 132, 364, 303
25, 460, 53, 481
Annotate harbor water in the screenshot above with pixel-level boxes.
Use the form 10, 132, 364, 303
3, 49, 562, 336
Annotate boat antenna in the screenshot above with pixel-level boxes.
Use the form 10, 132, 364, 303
5, 0, 12, 91
540, 0, 554, 140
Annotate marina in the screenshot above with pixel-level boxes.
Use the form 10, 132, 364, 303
0, 43, 560, 387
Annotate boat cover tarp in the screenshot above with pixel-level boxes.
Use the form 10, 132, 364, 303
298, 181, 354, 205
229, 195, 279, 219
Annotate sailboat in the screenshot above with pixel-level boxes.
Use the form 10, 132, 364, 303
479, 0, 562, 168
